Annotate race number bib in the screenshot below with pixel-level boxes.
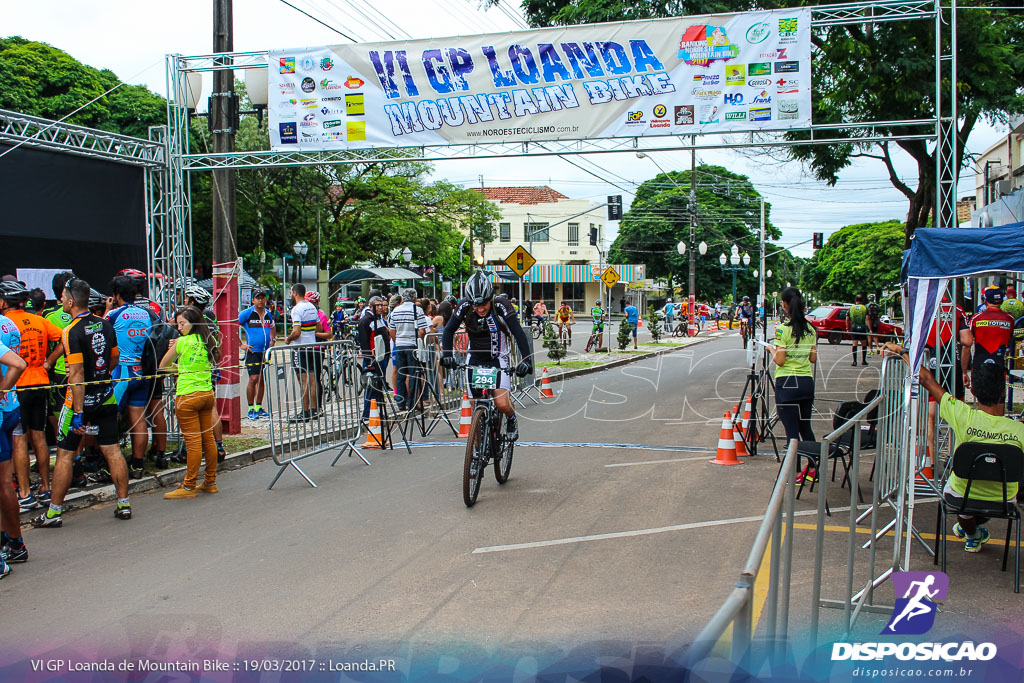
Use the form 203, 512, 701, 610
470, 367, 499, 389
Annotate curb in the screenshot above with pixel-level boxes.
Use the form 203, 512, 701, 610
19, 443, 275, 521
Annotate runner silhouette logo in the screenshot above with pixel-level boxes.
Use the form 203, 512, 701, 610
883, 571, 948, 635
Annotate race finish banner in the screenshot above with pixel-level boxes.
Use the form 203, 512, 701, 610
268, 8, 810, 150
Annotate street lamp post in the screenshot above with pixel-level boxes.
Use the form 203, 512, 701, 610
402, 247, 413, 288
293, 240, 308, 288
719, 246, 750, 304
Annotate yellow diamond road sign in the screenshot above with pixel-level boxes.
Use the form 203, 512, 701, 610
601, 266, 620, 288
505, 245, 536, 278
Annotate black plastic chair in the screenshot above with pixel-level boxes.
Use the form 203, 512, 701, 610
933, 442, 1023, 593
790, 400, 866, 512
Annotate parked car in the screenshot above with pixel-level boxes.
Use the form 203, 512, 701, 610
806, 305, 904, 345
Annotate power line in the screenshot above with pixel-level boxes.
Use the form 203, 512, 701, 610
279, 0, 358, 40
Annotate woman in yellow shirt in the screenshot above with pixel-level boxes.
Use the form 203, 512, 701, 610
771, 287, 818, 447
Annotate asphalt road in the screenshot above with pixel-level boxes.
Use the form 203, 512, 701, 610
0, 332, 930, 677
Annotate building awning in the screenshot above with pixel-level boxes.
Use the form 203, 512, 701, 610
330, 267, 420, 283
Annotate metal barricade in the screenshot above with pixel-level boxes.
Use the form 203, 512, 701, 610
263, 340, 370, 489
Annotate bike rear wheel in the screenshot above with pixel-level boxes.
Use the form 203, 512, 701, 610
494, 418, 514, 484
463, 408, 487, 507
532, 323, 543, 340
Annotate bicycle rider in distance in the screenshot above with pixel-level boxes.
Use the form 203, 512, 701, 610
590, 299, 606, 347
554, 301, 575, 344
738, 296, 755, 337
440, 271, 533, 441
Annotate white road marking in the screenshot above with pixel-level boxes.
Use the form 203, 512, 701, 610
604, 455, 712, 468
472, 505, 856, 554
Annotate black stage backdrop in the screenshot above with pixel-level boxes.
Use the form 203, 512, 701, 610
0, 143, 147, 294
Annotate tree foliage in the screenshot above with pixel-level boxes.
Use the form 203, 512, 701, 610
799, 219, 904, 301
0, 37, 166, 138
519, 2, 1024, 240
609, 164, 785, 301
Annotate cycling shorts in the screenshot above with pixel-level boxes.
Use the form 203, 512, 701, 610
850, 325, 867, 338
113, 363, 152, 409
57, 403, 119, 450
466, 354, 511, 398
48, 370, 67, 416
556, 317, 571, 325
591, 321, 605, 333
18, 386, 49, 432
245, 350, 267, 377
293, 347, 322, 375
0, 408, 19, 463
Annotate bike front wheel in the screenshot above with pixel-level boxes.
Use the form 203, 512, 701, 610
463, 408, 487, 507
532, 324, 543, 340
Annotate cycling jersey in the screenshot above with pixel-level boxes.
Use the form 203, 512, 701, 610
970, 307, 1014, 372
5, 309, 62, 387
238, 306, 275, 352
924, 303, 967, 365
106, 303, 153, 364
42, 305, 73, 374
0, 315, 21, 413
591, 306, 604, 323
849, 304, 868, 328
442, 296, 530, 362
555, 307, 572, 323
739, 305, 754, 320
290, 300, 319, 344
866, 302, 881, 323
62, 313, 118, 409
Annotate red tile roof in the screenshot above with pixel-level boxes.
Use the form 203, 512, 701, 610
473, 186, 569, 205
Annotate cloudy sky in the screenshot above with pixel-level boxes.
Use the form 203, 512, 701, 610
5, 0, 1006, 257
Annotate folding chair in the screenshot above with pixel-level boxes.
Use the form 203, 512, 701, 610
933, 442, 1023, 593
790, 400, 866, 512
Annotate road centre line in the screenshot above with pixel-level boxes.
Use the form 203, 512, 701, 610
472, 506, 856, 554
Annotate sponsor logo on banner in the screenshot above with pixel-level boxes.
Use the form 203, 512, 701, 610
749, 107, 771, 121
751, 90, 772, 104
748, 62, 771, 75
775, 77, 799, 93
344, 76, 365, 89
347, 121, 366, 141
778, 99, 799, 119
724, 93, 744, 106
725, 64, 745, 86
323, 131, 344, 141
649, 104, 670, 128
775, 61, 799, 73
300, 56, 317, 72
345, 93, 365, 116
321, 96, 344, 102
677, 24, 740, 66
320, 107, 344, 115
759, 48, 789, 60
278, 122, 297, 144
725, 111, 746, 121
320, 79, 343, 90
745, 21, 771, 44
300, 98, 318, 109
747, 77, 771, 87
626, 110, 645, 125
278, 111, 297, 118
300, 77, 316, 93
301, 132, 317, 139
652, 104, 667, 118
674, 105, 694, 125
698, 104, 720, 124
323, 119, 343, 129
279, 83, 295, 94
692, 73, 721, 86
831, 572, 998, 666
279, 99, 298, 107
279, 57, 295, 74
778, 17, 798, 44
320, 57, 334, 71
691, 87, 722, 101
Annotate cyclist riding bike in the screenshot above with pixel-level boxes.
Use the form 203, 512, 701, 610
738, 296, 755, 345
331, 298, 349, 340
590, 300, 605, 343
440, 272, 532, 441
532, 300, 548, 330
554, 302, 575, 343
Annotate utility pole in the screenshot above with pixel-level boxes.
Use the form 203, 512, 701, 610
211, 0, 240, 435
688, 135, 697, 337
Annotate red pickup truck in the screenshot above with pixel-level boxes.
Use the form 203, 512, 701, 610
806, 305, 904, 345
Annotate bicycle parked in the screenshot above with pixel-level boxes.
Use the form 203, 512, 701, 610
320, 343, 355, 401
460, 363, 516, 507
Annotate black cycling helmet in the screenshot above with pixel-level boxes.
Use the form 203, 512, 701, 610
444, 294, 458, 306
742, 296, 750, 302
0, 280, 28, 301
463, 271, 493, 305
88, 289, 105, 309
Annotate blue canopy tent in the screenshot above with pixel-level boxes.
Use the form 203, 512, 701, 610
903, 222, 1024, 373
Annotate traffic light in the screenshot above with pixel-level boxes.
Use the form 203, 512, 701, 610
812, 232, 823, 250
589, 226, 598, 246
607, 195, 622, 221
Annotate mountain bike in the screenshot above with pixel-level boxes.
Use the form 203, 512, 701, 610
585, 323, 605, 352
531, 316, 544, 340
740, 318, 755, 349
556, 322, 570, 346
460, 364, 516, 507
320, 344, 355, 401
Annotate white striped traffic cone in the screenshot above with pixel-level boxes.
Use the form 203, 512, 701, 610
539, 367, 555, 399
711, 412, 743, 465
733, 420, 749, 458
457, 392, 473, 438
741, 399, 754, 440
362, 399, 383, 449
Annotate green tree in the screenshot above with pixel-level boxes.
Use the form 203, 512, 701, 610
0, 37, 165, 137
609, 164, 781, 301
518, 2, 1024, 241
799, 219, 904, 301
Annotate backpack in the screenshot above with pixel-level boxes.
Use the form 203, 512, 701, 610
142, 315, 180, 378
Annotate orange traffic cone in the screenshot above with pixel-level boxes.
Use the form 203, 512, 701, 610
920, 446, 935, 479
711, 412, 743, 465
457, 392, 473, 438
638, 315, 643, 328
731, 404, 741, 432
539, 367, 555, 399
362, 399, 383, 449
733, 421, 749, 458
741, 399, 756, 441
